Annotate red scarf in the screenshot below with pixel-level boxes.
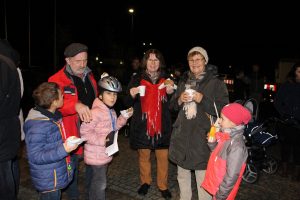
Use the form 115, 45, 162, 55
140, 79, 166, 137
216, 131, 230, 142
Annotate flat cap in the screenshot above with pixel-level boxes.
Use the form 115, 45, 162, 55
64, 43, 88, 57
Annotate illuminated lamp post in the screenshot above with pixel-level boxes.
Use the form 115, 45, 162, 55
128, 8, 134, 35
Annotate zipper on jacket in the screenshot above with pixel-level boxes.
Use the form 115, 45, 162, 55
54, 169, 57, 189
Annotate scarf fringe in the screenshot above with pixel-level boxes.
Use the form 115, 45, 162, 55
183, 101, 197, 119
146, 132, 162, 145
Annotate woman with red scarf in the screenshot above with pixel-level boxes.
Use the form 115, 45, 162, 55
123, 49, 174, 199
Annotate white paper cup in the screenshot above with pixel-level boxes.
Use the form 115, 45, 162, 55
139, 86, 146, 96
185, 89, 195, 102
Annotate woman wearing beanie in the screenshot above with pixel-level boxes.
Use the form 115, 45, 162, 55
202, 103, 251, 200
169, 46, 229, 200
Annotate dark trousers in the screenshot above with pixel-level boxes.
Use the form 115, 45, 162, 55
85, 164, 92, 200
0, 157, 19, 200
279, 123, 300, 165
38, 190, 61, 200
64, 154, 79, 199
88, 165, 107, 200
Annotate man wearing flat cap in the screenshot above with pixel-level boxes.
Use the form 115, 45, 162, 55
49, 42, 98, 200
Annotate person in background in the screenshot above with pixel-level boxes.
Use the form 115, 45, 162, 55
130, 57, 141, 77
170, 64, 185, 85
24, 82, 80, 200
123, 56, 141, 86
232, 68, 250, 101
80, 74, 133, 199
0, 39, 21, 200
123, 49, 174, 199
249, 64, 264, 103
169, 46, 229, 200
121, 56, 142, 137
48, 43, 98, 200
202, 103, 251, 200
274, 63, 300, 181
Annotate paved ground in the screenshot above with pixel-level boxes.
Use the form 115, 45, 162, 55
18, 133, 300, 200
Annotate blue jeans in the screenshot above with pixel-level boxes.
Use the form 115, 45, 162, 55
0, 157, 19, 200
64, 154, 79, 199
38, 190, 61, 200
88, 165, 107, 200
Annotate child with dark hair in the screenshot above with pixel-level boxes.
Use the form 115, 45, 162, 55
24, 82, 80, 200
80, 73, 133, 200
202, 103, 251, 200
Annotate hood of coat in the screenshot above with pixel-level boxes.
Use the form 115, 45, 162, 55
25, 106, 62, 122
25, 108, 47, 122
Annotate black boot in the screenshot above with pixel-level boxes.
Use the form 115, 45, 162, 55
159, 189, 172, 199
137, 183, 150, 195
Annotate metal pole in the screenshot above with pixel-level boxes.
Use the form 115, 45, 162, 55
28, 0, 31, 67
131, 14, 134, 35
53, 0, 57, 71
128, 8, 134, 43
4, 0, 7, 39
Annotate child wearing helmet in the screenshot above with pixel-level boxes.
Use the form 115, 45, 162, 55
80, 73, 133, 199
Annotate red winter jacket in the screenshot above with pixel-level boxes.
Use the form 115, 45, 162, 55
202, 127, 247, 200
48, 66, 97, 155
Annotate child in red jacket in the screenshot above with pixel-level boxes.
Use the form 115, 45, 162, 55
202, 103, 251, 200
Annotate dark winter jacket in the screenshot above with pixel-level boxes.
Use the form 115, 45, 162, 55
24, 107, 74, 192
0, 40, 21, 162
274, 81, 300, 122
123, 71, 172, 149
169, 70, 229, 170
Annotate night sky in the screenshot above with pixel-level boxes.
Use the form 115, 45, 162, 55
1, 0, 300, 79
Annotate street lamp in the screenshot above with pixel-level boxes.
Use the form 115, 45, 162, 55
128, 8, 134, 35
